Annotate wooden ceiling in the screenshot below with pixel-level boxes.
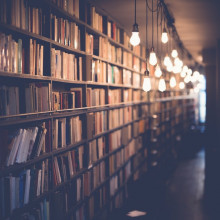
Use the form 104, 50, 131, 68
93, 0, 220, 65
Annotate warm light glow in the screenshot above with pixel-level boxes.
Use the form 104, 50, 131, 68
161, 29, 168, 44
143, 76, 151, 92
171, 49, 178, 58
179, 82, 185, 89
149, 50, 157, 66
158, 78, 166, 92
184, 75, 191, 83
170, 76, 176, 88
167, 63, 173, 72
173, 65, 181, 74
164, 54, 172, 67
194, 86, 199, 93
130, 32, 140, 46
155, 65, 162, 77
183, 65, 188, 72
187, 68, 192, 75
193, 71, 200, 80
180, 70, 186, 78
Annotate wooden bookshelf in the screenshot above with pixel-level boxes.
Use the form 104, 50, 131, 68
0, 0, 196, 219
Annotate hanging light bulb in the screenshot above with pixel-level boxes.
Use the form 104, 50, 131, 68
180, 70, 186, 78
161, 28, 168, 44
170, 76, 176, 88
173, 65, 181, 74
187, 68, 192, 75
155, 64, 162, 77
183, 65, 188, 72
149, 48, 157, 66
179, 82, 185, 89
167, 63, 173, 72
130, 0, 140, 47
171, 49, 178, 58
158, 78, 166, 92
143, 69, 151, 92
164, 54, 172, 66
184, 75, 191, 83
193, 71, 200, 80
130, 24, 140, 46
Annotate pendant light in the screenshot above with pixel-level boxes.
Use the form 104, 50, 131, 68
130, 0, 140, 46
170, 76, 176, 88
155, 64, 162, 77
158, 78, 166, 92
143, 0, 151, 92
171, 49, 178, 58
179, 82, 185, 89
149, 0, 157, 66
161, 27, 168, 44
161, 9, 168, 44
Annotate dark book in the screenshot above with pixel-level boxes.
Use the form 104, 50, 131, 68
51, 191, 65, 220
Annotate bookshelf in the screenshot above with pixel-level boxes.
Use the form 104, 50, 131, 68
0, 0, 196, 219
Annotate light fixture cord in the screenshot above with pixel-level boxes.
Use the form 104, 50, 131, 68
152, 0, 154, 48
135, 0, 137, 24
156, 0, 159, 55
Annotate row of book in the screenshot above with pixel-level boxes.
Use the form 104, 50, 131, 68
3, 124, 48, 167
51, 48, 82, 80
0, 33, 44, 75
123, 69, 132, 86
133, 72, 141, 87
92, 59, 107, 83
53, 145, 84, 186
0, 160, 51, 217
25, 83, 50, 113
124, 89, 132, 103
90, 7, 103, 33
107, 21, 121, 43
0, 83, 50, 116
88, 137, 105, 165
109, 108, 124, 130
52, 88, 82, 110
107, 65, 122, 84
51, 0, 79, 18
51, 14, 81, 50
52, 116, 82, 149
86, 87, 105, 107
108, 89, 122, 104
87, 111, 108, 139
0, 0, 46, 35
123, 51, 132, 69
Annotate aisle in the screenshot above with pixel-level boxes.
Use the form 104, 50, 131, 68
109, 149, 210, 220
159, 149, 210, 220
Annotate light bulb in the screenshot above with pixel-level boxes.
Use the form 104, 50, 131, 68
183, 65, 188, 72
164, 54, 172, 67
158, 78, 166, 92
143, 76, 151, 92
130, 32, 140, 46
167, 63, 173, 72
173, 65, 181, 74
184, 75, 191, 83
171, 49, 178, 58
170, 76, 176, 88
187, 68, 192, 75
149, 49, 157, 66
194, 86, 199, 93
193, 71, 200, 81
180, 70, 186, 78
161, 28, 168, 44
179, 82, 185, 89
155, 65, 162, 77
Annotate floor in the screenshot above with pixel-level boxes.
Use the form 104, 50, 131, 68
110, 149, 212, 220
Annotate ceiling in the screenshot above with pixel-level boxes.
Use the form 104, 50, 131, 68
92, 0, 220, 65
